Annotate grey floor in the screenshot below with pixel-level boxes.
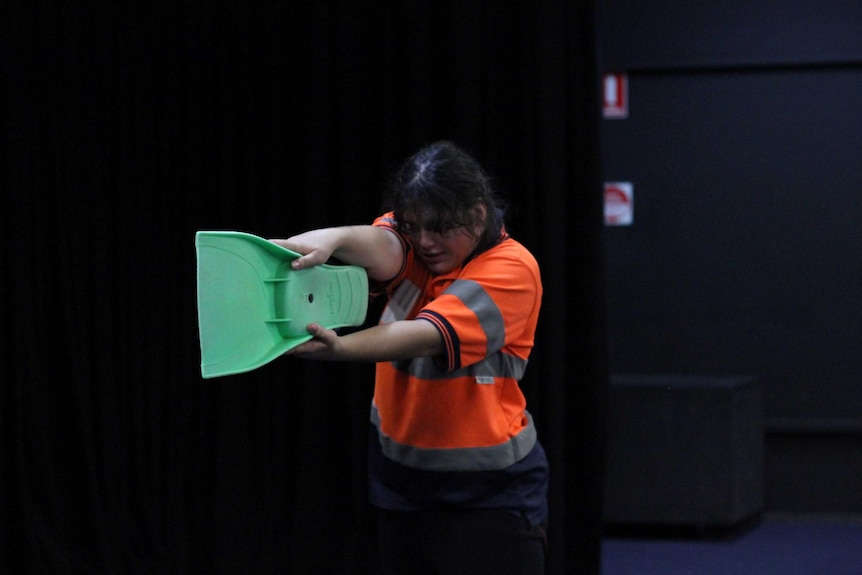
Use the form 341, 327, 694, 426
601, 514, 862, 575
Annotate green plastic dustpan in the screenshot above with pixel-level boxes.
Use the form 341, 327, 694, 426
195, 231, 368, 378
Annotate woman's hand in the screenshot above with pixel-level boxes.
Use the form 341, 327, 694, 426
286, 324, 342, 360
270, 228, 345, 270
271, 225, 404, 282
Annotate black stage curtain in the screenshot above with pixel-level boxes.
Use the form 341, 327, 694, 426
2, 3, 607, 574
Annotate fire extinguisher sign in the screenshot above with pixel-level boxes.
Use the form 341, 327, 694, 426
604, 182, 634, 226
602, 73, 628, 119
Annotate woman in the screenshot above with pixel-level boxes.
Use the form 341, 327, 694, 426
272, 141, 548, 575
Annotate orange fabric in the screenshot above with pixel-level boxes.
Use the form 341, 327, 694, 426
371, 213, 542, 453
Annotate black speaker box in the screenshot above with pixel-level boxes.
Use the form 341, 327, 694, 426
604, 374, 764, 529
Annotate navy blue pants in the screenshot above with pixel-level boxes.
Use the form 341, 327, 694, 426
377, 507, 547, 575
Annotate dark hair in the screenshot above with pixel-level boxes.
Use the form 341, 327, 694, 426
386, 141, 505, 249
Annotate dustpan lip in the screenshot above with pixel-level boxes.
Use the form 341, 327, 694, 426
200, 334, 315, 378
196, 230, 303, 261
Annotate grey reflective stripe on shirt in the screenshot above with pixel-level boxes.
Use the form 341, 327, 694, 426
442, 279, 506, 355
380, 279, 421, 324
370, 403, 538, 472
392, 350, 528, 381
393, 278, 513, 377
383, 278, 503, 351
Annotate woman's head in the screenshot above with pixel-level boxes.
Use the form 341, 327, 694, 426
386, 141, 505, 253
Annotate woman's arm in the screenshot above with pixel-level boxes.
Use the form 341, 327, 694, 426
270, 225, 404, 282
286, 319, 443, 362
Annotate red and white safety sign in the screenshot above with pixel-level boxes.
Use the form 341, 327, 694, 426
602, 73, 628, 119
604, 182, 634, 226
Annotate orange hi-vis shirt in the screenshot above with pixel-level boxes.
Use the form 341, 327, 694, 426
371, 213, 543, 472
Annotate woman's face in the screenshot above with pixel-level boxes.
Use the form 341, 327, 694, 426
401, 202, 487, 274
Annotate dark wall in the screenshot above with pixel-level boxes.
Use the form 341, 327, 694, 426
600, 0, 862, 513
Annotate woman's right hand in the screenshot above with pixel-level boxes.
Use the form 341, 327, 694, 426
271, 225, 403, 281
270, 228, 346, 269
